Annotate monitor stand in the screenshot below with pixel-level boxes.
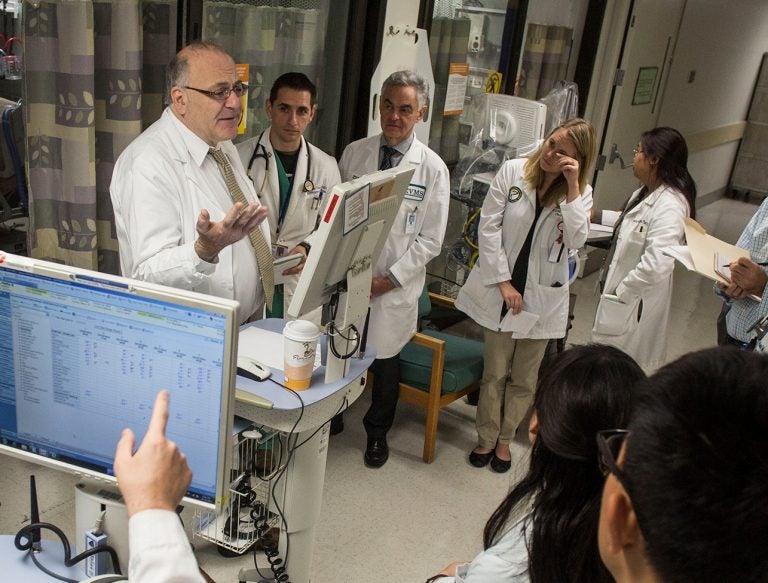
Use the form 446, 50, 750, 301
74, 482, 129, 575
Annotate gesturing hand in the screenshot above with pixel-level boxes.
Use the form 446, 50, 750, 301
113, 391, 192, 517
556, 153, 580, 187
195, 203, 268, 262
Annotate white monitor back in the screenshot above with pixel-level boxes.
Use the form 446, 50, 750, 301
287, 165, 414, 323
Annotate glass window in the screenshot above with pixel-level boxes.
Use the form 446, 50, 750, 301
428, 0, 519, 164
201, 0, 349, 155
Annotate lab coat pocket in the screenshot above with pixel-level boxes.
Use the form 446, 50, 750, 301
621, 229, 647, 267
593, 294, 639, 336
526, 283, 568, 335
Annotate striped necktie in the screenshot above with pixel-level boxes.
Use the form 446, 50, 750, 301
209, 147, 274, 310
380, 145, 398, 170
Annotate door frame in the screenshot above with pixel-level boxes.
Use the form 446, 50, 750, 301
582, 0, 634, 184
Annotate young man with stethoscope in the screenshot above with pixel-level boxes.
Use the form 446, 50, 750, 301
237, 72, 341, 317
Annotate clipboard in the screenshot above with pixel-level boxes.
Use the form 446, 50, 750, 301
683, 218, 750, 285
274, 253, 303, 284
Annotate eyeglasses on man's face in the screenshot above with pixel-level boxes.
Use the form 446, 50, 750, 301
183, 82, 249, 101
596, 429, 630, 477
632, 145, 643, 155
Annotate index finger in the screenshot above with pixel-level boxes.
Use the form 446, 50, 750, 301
146, 390, 170, 438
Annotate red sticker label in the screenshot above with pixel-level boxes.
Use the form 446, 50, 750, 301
323, 193, 340, 223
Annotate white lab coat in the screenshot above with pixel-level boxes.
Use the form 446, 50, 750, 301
592, 184, 689, 369
237, 129, 341, 313
128, 509, 204, 583
455, 159, 592, 338
339, 134, 450, 358
111, 108, 270, 323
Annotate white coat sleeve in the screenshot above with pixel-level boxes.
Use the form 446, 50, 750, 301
477, 163, 515, 286
338, 145, 354, 182
453, 520, 530, 583
113, 155, 216, 287
128, 509, 205, 583
615, 196, 687, 300
559, 185, 592, 249
388, 161, 450, 286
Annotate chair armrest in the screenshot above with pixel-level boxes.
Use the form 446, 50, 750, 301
411, 331, 445, 351
409, 332, 446, 398
427, 290, 456, 309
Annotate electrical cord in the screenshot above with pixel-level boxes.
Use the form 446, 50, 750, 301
327, 322, 360, 359
294, 395, 349, 449
14, 522, 122, 582
326, 290, 361, 359
240, 375, 305, 581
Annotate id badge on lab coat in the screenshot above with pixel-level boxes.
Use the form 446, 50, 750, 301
548, 242, 565, 263
405, 210, 418, 234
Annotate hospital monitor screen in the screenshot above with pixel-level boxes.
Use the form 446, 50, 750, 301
0, 253, 237, 510
287, 165, 414, 321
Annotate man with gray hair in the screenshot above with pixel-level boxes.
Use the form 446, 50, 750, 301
111, 41, 271, 324
337, 70, 450, 467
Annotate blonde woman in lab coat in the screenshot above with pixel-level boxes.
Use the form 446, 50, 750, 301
592, 127, 697, 370
456, 118, 596, 473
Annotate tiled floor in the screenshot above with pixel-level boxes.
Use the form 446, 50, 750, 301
0, 196, 762, 583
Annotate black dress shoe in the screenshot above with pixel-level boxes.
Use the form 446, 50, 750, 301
364, 437, 389, 468
330, 414, 344, 436
469, 448, 494, 468
490, 452, 512, 473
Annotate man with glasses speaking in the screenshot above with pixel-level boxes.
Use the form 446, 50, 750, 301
111, 41, 271, 325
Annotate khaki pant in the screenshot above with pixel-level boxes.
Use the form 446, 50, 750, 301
476, 329, 548, 448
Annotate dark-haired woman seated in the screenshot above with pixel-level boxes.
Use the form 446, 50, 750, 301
428, 344, 645, 583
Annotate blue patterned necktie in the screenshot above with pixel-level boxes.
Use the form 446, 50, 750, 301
380, 145, 398, 170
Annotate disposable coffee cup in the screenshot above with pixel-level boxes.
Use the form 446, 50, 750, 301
283, 320, 320, 390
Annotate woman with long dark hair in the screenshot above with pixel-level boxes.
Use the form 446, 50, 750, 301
429, 344, 645, 582
592, 126, 696, 370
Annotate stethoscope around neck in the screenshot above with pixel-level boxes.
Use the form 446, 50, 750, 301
246, 130, 315, 197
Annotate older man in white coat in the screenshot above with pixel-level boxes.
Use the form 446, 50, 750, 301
237, 72, 341, 317
111, 42, 271, 325
338, 70, 450, 468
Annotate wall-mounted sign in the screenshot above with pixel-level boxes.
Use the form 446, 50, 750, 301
632, 66, 658, 106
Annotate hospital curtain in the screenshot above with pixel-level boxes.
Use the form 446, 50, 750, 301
428, 16, 469, 165
517, 23, 572, 101
23, 0, 176, 273
202, 0, 328, 144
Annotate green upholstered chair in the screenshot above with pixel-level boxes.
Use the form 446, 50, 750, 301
398, 289, 484, 463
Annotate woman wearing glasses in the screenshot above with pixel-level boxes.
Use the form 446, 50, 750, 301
592, 127, 697, 370
428, 344, 645, 582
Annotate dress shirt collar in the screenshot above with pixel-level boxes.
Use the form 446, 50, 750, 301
165, 107, 222, 168
379, 131, 415, 156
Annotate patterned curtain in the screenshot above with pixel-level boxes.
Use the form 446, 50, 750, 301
517, 23, 573, 101
428, 16, 470, 166
23, 0, 176, 273
202, 0, 328, 144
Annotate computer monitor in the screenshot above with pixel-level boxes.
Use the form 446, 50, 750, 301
0, 253, 237, 511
